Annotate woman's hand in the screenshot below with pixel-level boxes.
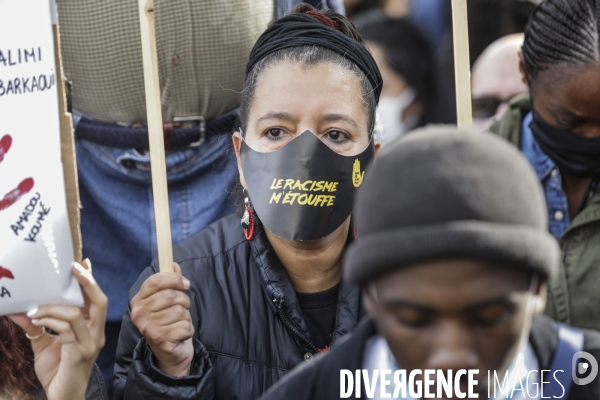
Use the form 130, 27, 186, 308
130, 262, 194, 377
8, 259, 107, 400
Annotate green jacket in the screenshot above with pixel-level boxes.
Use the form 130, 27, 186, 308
489, 94, 600, 332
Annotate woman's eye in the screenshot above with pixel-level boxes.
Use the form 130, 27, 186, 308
326, 130, 349, 143
265, 128, 284, 140
554, 119, 576, 130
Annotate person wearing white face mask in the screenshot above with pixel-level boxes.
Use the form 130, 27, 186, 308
357, 14, 445, 145
376, 87, 418, 145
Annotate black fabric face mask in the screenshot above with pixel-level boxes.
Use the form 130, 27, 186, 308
240, 130, 375, 241
530, 111, 600, 178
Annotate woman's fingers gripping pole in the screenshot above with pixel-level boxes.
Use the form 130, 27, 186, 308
72, 260, 107, 345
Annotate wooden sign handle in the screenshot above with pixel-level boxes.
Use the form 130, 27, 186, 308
138, 0, 174, 273
451, 0, 473, 129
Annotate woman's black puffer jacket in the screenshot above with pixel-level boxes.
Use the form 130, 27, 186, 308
113, 214, 362, 399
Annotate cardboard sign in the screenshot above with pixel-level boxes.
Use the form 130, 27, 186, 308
0, 0, 83, 315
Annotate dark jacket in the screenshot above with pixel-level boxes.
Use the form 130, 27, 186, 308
32, 364, 107, 400
489, 95, 600, 332
113, 214, 362, 399
84, 365, 108, 400
261, 316, 600, 400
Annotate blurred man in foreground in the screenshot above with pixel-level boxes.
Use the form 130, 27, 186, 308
260, 127, 600, 400
471, 34, 527, 131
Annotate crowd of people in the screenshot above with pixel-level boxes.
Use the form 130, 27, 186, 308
2, 0, 600, 399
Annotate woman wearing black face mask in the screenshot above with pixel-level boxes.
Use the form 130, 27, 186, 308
112, 4, 381, 399
490, 0, 600, 332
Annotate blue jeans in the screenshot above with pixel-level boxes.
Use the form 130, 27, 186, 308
76, 132, 238, 393
409, 0, 448, 50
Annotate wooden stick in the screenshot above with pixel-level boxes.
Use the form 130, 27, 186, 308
52, 22, 82, 262
451, 0, 473, 129
138, 0, 174, 273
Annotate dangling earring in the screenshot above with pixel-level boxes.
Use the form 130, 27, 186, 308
353, 221, 359, 241
241, 191, 255, 240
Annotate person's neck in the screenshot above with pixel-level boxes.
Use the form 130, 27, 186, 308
264, 218, 350, 293
561, 172, 593, 218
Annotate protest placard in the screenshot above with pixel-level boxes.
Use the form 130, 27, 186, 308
0, 0, 83, 315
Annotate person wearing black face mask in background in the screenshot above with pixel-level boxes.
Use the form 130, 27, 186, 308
489, 0, 600, 333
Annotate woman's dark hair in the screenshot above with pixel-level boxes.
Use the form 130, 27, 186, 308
356, 14, 438, 127
0, 317, 40, 399
239, 4, 377, 136
233, 4, 377, 214
522, 0, 600, 82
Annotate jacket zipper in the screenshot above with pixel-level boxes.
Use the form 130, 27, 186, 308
274, 298, 319, 354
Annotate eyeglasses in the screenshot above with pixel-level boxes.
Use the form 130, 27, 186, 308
472, 97, 513, 119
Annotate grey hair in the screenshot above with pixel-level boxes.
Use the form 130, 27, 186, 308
239, 45, 377, 136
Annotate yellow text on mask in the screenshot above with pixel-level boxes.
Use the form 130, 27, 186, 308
269, 179, 338, 207
270, 179, 339, 193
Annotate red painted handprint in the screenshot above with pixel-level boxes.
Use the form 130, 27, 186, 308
0, 178, 34, 212
0, 266, 14, 280
0, 135, 12, 163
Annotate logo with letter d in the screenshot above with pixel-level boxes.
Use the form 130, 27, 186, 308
573, 351, 599, 386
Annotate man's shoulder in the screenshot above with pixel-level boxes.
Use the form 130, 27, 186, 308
488, 93, 531, 148
260, 318, 376, 400
581, 324, 600, 360
530, 316, 600, 400
531, 315, 600, 357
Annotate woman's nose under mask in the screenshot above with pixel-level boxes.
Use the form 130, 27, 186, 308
530, 111, 600, 178
240, 130, 375, 241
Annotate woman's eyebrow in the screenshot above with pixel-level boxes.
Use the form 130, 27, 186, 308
257, 112, 297, 125
548, 103, 584, 119
319, 113, 359, 129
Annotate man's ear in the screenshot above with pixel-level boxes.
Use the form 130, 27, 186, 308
232, 132, 247, 190
533, 281, 547, 317
362, 283, 377, 317
518, 51, 529, 87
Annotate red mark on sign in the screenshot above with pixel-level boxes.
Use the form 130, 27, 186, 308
0, 178, 34, 211
0, 135, 12, 163
0, 266, 14, 280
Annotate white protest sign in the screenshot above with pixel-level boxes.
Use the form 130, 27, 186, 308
0, 0, 83, 315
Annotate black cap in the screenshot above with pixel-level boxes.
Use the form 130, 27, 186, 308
344, 126, 559, 285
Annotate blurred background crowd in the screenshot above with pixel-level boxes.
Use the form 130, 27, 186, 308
347, 0, 536, 141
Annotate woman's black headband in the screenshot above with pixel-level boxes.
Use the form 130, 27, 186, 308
246, 13, 383, 105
